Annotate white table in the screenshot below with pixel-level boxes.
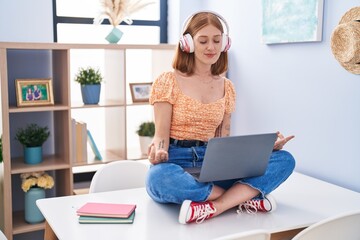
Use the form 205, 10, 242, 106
37, 172, 360, 240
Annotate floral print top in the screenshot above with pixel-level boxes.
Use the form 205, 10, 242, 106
150, 71, 236, 142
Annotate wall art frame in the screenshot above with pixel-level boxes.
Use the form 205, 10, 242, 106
262, 0, 324, 44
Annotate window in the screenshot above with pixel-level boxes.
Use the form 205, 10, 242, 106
53, 0, 168, 44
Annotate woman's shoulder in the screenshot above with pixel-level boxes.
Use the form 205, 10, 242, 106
223, 76, 233, 84
221, 77, 236, 113
223, 77, 235, 90
150, 71, 178, 104
223, 77, 236, 100
155, 71, 176, 84
153, 71, 179, 91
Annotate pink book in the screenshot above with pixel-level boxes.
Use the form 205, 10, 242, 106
76, 202, 136, 218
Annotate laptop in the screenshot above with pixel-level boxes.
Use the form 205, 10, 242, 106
184, 133, 277, 182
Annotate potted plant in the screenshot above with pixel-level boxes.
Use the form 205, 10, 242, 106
136, 121, 155, 157
74, 67, 103, 105
15, 123, 50, 164
21, 171, 54, 223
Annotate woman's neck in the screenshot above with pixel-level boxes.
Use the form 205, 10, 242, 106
193, 70, 213, 78
192, 60, 213, 76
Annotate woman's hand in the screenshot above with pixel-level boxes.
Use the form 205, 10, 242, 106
147, 142, 169, 164
273, 131, 294, 151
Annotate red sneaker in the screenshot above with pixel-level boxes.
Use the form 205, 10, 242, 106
179, 200, 216, 224
237, 194, 277, 214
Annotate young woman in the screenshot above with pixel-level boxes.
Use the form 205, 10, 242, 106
146, 11, 295, 224
26, 88, 34, 101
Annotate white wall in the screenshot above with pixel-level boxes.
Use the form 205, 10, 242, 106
194, 1, 360, 192
0, 0, 53, 42
167, 0, 204, 44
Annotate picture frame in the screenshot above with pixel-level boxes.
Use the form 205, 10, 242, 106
261, 0, 324, 44
15, 79, 54, 107
129, 82, 152, 103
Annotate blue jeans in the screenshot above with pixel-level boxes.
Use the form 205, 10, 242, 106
145, 144, 296, 204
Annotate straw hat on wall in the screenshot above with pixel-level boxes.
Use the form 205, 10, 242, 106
331, 6, 360, 74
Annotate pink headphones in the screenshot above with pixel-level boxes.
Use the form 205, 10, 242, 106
179, 11, 231, 53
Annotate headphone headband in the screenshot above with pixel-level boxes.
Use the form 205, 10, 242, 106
181, 10, 230, 36
179, 11, 231, 53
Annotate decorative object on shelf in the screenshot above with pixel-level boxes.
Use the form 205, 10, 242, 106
105, 27, 124, 44
15, 79, 54, 107
129, 82, 152, 103
87, 130, 103, 160
15, 124, 50, 164
136, 121, 154, 156
94, 0, 154, 44
261, 0, 324, 44
21, 171, 54, 223
330, 6, 360, 75
74, 67, 103, 105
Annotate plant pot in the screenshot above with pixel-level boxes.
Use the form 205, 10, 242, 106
24, 187, 45, 224
139, 136, 153, 157
105, 27, 123, 44
81, 84, 101, 105
24, 146, 43, 164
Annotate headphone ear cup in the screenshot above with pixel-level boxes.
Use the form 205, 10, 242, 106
179, 33, 194, 53
221, 34, 231, 52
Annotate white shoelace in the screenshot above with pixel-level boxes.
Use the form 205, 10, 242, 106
192, 203, 216, 224
237, 200, 263, 214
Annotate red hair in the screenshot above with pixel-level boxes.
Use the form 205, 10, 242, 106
172, 12, 228, 75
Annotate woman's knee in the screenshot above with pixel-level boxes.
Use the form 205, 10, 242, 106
146, 163, 176, 187
282, 150, 296, 170
271, 150, 296, 173
146, 163, 183, 199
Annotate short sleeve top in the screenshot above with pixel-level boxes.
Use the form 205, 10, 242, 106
150, 71, 236, 142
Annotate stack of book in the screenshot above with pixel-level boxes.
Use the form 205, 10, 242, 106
76, 202, 136, 224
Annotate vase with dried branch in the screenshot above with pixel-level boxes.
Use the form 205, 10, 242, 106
94, 0, 154, 43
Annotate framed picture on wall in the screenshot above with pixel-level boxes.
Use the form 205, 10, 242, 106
261, 0, 324, 44
15, 79, 54, 107
129, 82, 152, 103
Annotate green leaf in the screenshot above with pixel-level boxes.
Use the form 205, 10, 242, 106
136, 121, 155, 137
74, 67, 103, 85
15, 124, 50, 147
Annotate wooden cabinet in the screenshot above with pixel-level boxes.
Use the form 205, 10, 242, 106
0, 42, 174, 239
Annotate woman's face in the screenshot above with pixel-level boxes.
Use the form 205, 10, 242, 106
193, 24, 222, 67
